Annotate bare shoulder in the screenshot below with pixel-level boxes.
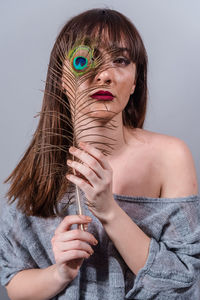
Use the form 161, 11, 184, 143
143, 129, 198, 198
128, 128, 199, 198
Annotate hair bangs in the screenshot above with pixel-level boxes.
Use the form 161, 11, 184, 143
62, 9, 140, 63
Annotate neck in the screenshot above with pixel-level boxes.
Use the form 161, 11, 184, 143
75, 112, 130, 158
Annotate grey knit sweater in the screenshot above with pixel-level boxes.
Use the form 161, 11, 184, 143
1, 192, 200, 299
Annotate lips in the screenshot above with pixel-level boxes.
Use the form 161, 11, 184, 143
91, 90, 114, 101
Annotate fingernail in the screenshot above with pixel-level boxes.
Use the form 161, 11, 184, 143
93, 240, 98, 245
79, 215, 92, 222
69, 147, 75, 152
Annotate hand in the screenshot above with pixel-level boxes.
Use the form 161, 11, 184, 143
51, 215, 98, 283
66, 142, 116, 221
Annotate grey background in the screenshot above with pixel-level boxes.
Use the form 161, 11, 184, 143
1, 0, 200, 299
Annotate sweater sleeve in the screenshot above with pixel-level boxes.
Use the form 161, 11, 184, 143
125, 195, 200, 299
0, 202, 38, 286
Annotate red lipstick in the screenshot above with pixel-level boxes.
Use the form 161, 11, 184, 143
91, 90, 114, 101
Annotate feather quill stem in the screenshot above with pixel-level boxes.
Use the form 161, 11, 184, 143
39, 36, 121, 223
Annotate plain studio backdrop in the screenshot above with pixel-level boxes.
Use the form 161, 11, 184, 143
0, 0, 200, 299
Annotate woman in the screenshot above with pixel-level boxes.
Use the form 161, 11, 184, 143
1, 8, 200, 300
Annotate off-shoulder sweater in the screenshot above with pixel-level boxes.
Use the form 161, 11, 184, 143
1, 192, 200, 299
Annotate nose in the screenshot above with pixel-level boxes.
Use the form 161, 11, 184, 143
95, 68, 112, 85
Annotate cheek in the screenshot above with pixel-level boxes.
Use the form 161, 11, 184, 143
119, 76, 135, 98
65, 80, 88, 101
116, 67, 135, 91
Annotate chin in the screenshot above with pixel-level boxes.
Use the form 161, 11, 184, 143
89, 109, 116, 119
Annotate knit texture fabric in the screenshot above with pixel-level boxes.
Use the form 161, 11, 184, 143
1, 192, 200, 299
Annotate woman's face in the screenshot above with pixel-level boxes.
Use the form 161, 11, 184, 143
62, 45, 136, 120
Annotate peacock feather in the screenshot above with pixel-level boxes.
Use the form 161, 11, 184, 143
36, 34, 121, 226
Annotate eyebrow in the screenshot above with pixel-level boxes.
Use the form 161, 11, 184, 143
92, 46, 131, 62
111, 47, 131, 58
115, 47, 129, 52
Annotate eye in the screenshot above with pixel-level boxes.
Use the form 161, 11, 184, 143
113, 57, 130, 66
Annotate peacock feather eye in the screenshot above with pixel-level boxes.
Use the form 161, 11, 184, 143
73, 56, 88, 70
67, 45, 95, 76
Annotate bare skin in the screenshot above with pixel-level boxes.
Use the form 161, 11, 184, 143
50, 49, 198, 293
6, 127, 198, 300
113, 127, 198, 198
6, 48, 198, 300
84, 124, 197, 199
50, 126, 198, 291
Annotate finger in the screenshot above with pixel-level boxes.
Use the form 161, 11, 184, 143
67, 159, 101, 182
55, 215, 92, 234
66, 173, 94, 198
56, 240, 94, 255
56, 229, 98, 246
79, 142, 113, 171
69, 145, 104, 174
56, 250, 90, 264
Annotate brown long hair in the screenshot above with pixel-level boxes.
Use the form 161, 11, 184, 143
4, 8, 148, 218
